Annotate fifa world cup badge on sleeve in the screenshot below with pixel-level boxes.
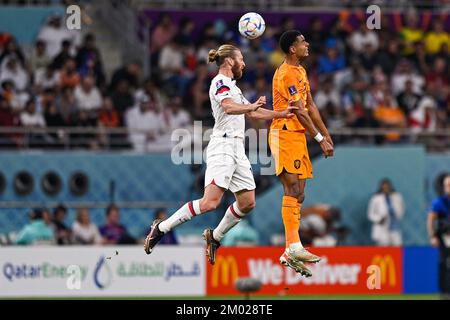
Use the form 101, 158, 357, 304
288, 85, 297, 96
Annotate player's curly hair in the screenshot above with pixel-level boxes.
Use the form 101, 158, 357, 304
279, 30, 302, 54
208, 44, 239, 66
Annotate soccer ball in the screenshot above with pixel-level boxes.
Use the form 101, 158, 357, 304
238, 12, 266, 40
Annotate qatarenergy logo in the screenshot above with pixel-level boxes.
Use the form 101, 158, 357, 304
2, 262, 88, 282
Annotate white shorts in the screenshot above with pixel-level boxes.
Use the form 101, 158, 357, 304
204, 136, 256, 193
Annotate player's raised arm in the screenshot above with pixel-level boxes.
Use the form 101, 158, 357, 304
290, 98, 333, 157
247, 100, 298, 120
306, 91, 334, 147
221, 96, 263, 115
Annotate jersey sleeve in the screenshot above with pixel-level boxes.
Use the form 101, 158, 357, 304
280, 73, 302, 102
280, 71, 310, 103
430, 198, 443, 214
213, 78, 233, 103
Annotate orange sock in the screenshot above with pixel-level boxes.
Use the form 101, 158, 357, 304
282, 196, 300, 249
296, 202, 302, 243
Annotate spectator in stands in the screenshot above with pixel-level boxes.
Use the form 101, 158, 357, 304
373, 92, 407, 142
242, 57, 272, 85
1, 80, 27, 112
247, 76, 272, 108
29, 40, 50, 74
242, 38, 266, 71
367, 178, 405, 246
59, 58, 80, 89
125, 93, 164, 152
0, 37, 26, 69
396, 79, 422, 117
407, 41, 431, 75
300, 205, 348, 247
187, 62, 212, 122
15, 208, 55, 245
349, 21, 379, 53
425, 57, 449, 105
98, 96, 120, 148
72, 208, 103, 245
396, 9, 428, 56
36, 87, 56, 117
318, 38, 346, 74
424, 19, 450, 55
51, 204, 71, 245
165, 96, 190, 130
56, 86, 76, 124
376, 38, 402, 76
99, 204, 136, 244
409, 96, 438, 133
20, 99, 45, 128
34, 65, 59, 92
427, 174, 450, 299
110, 61, 142, 91
358, 43, 378, 71
75, 33, 105, 88
391, 59, 425, 96
150, 13, 178, 56
158, 37, 190, 97
304, 17, 326, 54
177, 17, 195, 47
314, 76, 341, 111
72, 109, 98, 149
98, 96, 119, 128
51, 39, 73, 70
74, 75, 102, 120
0, 95, 21, 147
37, 14, 79, 59
110, 79, 134, 124
0, 57, 29, 92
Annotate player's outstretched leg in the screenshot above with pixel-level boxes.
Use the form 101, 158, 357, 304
203, 190, 255, 265
144, 184, 225, 255
202, 228, 221, 265
279, 251, 312, 277
278, 174, 321, 270
144, 218, 164, 254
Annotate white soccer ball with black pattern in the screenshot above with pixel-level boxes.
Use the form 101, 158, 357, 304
238, 12, 266, 39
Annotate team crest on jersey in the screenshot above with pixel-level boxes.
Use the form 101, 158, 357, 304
288, 85, 298, 96
215, 79, 231, 95
294, 159, 301, 169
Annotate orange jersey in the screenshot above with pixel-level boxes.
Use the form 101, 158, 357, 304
271, 62, 310, 131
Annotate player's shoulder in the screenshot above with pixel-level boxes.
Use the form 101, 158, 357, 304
212, 74, 233, 89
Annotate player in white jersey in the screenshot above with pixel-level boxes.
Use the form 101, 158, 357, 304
144, 44, 296, 264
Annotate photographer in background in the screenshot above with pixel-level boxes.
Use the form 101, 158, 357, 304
427, 174, 450, 299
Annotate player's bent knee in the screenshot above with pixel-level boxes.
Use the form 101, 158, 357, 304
200, 198, 221, 212
297, 193, 305, 204
285, 187, 301, 199
240, 201, 255, 213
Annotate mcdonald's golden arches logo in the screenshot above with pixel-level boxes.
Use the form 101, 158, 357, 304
211, 255, 239, 288
371, 255, 396, 286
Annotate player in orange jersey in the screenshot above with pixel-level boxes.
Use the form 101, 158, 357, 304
269, 30, 334, 277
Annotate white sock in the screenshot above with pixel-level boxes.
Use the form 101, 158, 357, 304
158, 200, 201, 233
213, 202, 246, 242
289, 242, 304, 251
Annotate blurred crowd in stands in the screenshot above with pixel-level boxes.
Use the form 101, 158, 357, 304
9, 204, 179, 246
0, 9, 449, 151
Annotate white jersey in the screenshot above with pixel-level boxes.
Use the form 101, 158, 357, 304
205, 73, 256, 193
209, 73, 249, 139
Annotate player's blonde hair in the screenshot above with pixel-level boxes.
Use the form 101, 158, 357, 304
208, 44, 239, 66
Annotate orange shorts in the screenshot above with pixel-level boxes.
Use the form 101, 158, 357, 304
268, 129, 313, 179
